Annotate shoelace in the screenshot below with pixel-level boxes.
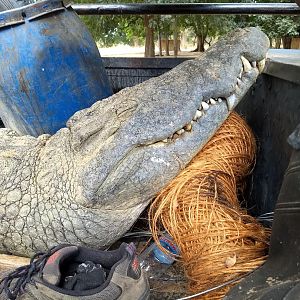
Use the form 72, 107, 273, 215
0, 245, 64, 300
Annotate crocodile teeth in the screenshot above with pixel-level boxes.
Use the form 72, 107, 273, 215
209, 98, 216, 105
176, 129, 185, 135
184, 123, 192, 131
257, 59, 266, 73
241, 56, 252, 72
237, 78, 243, 86
251, 61, 257, 68
202, 101, 209, 111
193, 110, 202, 120
168, 93, 229, 141
238, 68, 243, 79
226, 94, 237, 111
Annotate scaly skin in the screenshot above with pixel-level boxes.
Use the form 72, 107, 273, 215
0, 28, 269, 256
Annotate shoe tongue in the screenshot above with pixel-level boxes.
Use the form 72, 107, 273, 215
42, 246, 78, 286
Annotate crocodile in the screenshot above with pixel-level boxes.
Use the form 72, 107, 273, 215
0, 27, 269, 256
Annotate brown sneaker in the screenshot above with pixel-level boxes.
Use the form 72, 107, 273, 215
0, 243, 149, 300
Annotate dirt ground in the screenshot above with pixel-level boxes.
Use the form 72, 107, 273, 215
98, 44, 200, 58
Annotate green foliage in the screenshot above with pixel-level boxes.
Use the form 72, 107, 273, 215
75, 0, 145, 46
253, 16, 300, 38
180, 0, 236, 49
74, 0, 300, 48
234, 0, 300, 39
184, 15, 235, 39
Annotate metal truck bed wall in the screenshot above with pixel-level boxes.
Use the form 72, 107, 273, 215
237, 73, 300, 215
103, 57, 189, 93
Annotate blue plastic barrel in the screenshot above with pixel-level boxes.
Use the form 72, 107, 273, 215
0, 0, 112, 136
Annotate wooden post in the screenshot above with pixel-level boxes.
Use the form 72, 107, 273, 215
0, 254, 30, 275
158, 32, 163, 56
166, 35, 170, 56
144, 15, 155, 57
173, 16, 178, 57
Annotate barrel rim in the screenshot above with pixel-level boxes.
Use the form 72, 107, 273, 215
0, 0, 71, 29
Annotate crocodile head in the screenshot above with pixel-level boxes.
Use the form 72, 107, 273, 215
68, 27, 268, 209
0, 27, 269, 256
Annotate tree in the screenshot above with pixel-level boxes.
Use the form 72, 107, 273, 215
156, 15, 173, 56
184, 15, 235, 52
153, 15, 170, 56
155, 14, 184, 56
75, 0, 300, 55
74, 0, 145, 47
144, 15, 155, 57
256, 15, 299, 48
235, 0, 300, 49
235, 14, 300, 49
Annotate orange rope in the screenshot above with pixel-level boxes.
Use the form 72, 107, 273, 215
149, 112, 270, 299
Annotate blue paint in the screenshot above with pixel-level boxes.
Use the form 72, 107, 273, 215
0, 2, 112, 136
